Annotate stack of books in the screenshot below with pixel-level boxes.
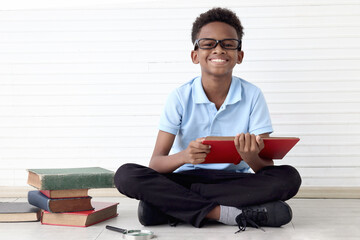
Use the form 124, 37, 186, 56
26, 167, 119, 227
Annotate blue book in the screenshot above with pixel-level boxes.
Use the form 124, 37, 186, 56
28, 190, 93, 213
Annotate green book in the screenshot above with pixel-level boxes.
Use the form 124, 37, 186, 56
27, 167, 115, 190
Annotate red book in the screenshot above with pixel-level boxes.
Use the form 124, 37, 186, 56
202, 136, 300, 164
41, 202, 118, 227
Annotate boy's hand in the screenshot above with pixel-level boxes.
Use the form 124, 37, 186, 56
234, 133, 264, 163
183, 138, 211, 165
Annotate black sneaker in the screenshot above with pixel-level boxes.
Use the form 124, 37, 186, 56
235, 201, 292, 232
138, 201, 180, 226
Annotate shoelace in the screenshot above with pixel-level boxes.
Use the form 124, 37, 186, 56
168, 216, 180, 227
235, 209, 267, 233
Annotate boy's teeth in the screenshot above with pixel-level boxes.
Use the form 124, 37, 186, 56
211, 59, 225, 62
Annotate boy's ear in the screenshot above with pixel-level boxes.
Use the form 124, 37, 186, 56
237, 51, 244, 64
191, 50, 199, 64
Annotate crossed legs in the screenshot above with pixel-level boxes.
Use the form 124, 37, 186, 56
114, 163, 301, 227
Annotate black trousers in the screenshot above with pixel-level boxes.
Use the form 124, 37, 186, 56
114, 163, 301, 228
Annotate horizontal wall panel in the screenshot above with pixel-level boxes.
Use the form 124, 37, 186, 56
0, 44, 357, 63
0, 144, 356, 158
149, 59, 360, 73
0, 84, 177, 95
0, 115, 357, 128
2, 16, 360, 32
1, 71, 359, 84
2, 27, 360, 44
0, 126, 159, 138
1, 122, 358, 135
1, 38, 359, 54
0, 147, 154, 159
0, 106, 358, 119
236, 70, 360, 82
0, 60, 360, 74
300, 178, 360, 187
0, 104, 164, 116
1, 4, 360, 21
271, 113, 360, 123
0, 81, 358, 94
297, 167, 360, 178
2, 48, 360, 64
1, 84, 358, 97
0, 116, 160, 127
0, 136, 158, 148
281, 156, 360, 167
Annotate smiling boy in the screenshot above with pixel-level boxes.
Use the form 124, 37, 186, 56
114, 8, 301, 232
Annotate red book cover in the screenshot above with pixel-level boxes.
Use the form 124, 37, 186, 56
41, 202, 118, 227
202, 136, 300, 164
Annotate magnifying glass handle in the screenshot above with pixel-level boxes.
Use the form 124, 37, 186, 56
106, 225, 127, 234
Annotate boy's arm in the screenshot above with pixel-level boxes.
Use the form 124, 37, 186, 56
149, 130, 211, 173
234, 133, 274, 173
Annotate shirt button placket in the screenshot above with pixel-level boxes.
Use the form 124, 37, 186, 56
209, 103, 218, 135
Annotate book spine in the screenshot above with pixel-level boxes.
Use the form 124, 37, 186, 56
41, 173, 114, 190
28, 191, 51, 212
39, 189, 89, 199
41, 213, 118, 227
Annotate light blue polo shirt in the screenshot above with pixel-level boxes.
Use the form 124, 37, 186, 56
159, 76, 273, 173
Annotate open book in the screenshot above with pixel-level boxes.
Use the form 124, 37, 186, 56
201, 136, 300, 164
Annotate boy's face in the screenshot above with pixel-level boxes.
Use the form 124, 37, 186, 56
191, 21, 244, 80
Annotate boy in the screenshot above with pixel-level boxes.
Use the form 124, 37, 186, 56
115, 8, 301, 232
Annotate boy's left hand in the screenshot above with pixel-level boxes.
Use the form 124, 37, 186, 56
234, 133, 264, 162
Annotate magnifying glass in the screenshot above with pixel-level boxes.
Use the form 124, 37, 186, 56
106, 225, 155, 240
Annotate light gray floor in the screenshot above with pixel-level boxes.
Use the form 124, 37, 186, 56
1, 197, 360, 240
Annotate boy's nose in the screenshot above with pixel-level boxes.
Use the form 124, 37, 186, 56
212, 43, 226, 54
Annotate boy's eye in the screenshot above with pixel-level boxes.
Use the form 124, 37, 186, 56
222, 40, 237, 48
200, 40, 216, 48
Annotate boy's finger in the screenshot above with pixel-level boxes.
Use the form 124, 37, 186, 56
250, 134, 257, 151
256, 135, 265, 150
192, 158, 206, 165
196, 137, 205, 143
244, 133, 251, 151
196, 138, 211, 149
191, 142, 210, 152
239, 133, 245, 151
234, 134, 240, 146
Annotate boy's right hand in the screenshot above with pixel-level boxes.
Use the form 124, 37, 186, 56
182, 138, 211, 165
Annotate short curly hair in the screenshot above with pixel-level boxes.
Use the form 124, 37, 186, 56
191, 8, 244, 44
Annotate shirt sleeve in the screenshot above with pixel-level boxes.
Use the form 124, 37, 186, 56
249, 89, 273, 135
158, 89, 183, 135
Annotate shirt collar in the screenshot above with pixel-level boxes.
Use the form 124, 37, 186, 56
224, 76, 242, 105
192, 76, 211, 104
192, 76, 242, 105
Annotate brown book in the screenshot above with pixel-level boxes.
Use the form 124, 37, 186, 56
40, 189, 89, 199
28, 190, 93, 213
0, 202, 41, 222
41, 202, 118, 227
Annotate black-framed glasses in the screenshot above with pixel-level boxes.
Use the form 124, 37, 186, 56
194, 38, 242, 50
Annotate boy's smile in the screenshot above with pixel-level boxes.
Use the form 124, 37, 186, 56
209, 56, 228, 64
191, 21, 244, 80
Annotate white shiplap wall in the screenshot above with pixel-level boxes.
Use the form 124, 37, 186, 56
0, 0, 359, 187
